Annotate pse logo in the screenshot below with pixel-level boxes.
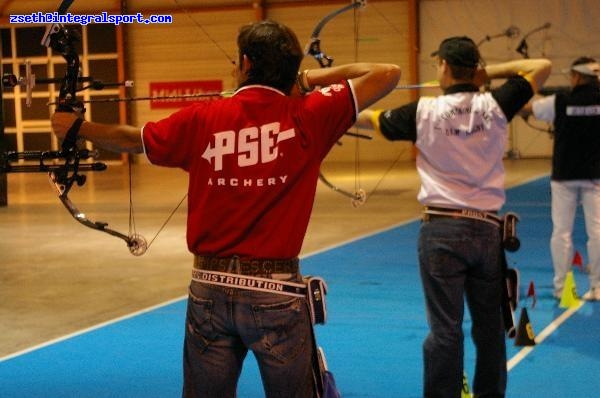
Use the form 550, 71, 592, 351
201, 122, 295, 171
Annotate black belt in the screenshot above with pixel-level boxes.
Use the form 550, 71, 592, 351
193, 255, 299, 277
422, 206, 502, 227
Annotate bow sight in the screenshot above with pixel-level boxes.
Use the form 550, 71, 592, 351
1, 60, 134, 107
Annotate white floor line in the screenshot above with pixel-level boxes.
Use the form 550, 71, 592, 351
507, 300, 585, 371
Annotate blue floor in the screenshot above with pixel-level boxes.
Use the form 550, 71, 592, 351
2, 175, 599, 397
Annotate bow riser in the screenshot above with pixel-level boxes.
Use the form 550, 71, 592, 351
44, 0, 146, 255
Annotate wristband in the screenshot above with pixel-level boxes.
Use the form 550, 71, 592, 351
518, 70, 538, 93
370, 109, 383, 134
296, 69, 313, 94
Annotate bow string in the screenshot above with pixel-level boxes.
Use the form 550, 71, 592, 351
306, 0, 368, 208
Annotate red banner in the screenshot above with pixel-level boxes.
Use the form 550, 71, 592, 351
149, 80, 223, 109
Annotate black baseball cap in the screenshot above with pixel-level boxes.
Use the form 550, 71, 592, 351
431, 36, 480, 68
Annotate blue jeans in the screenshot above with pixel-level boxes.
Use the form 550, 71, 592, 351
418, 217, 506, 398
183, 276, 315, 398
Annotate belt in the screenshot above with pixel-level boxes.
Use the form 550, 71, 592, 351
422, 206, 502, 227
193, 255, 299, 278
192, 269, 307, 297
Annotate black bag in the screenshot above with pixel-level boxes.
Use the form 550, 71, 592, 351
306, 276, 341, 397
500, 212, 520, 338
305, 276, 328, 325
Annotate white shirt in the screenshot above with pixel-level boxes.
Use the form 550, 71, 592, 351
532, 94, 556, 122
415, 91, 509, 211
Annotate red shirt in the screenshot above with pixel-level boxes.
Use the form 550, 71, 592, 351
142, 83, 356, 258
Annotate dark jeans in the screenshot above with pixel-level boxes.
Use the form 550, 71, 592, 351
418, 217, 506, 398
183, 277, 315, 398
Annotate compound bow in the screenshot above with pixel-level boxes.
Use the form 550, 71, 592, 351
2, 0, 242, 255
2, 0, 148, 255
48, 0, 150, 255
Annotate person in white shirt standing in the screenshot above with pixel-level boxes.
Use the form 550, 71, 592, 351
524, 57, 600, 301
357, 36, 551, 397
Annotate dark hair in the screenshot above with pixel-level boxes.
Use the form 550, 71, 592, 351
447, 64, 477, 81
571, 56, 598, 85
572, 56, 596, 67
432, 36, 479, 81
432, 36, 480, 68
237, 20, 303, 94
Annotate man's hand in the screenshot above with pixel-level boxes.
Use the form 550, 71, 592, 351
473, 67, 490, 88
51, 113, 144, 154
51, 112, 81, 141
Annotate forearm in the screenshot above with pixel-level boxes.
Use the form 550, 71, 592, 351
79, 121, 144, 154
52, 112, 144, 154
303, 63, 377, 87
301, 63, 401, 110
483, 59, 552, 92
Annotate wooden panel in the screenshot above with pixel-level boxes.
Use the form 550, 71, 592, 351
127, 8, 254, 124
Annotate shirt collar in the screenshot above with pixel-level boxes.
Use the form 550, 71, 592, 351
233, 85, 285, 96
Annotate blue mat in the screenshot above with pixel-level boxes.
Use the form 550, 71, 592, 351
2, 175, 599, 397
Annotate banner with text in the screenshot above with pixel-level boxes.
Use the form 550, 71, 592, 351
149, 80, 223, 109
